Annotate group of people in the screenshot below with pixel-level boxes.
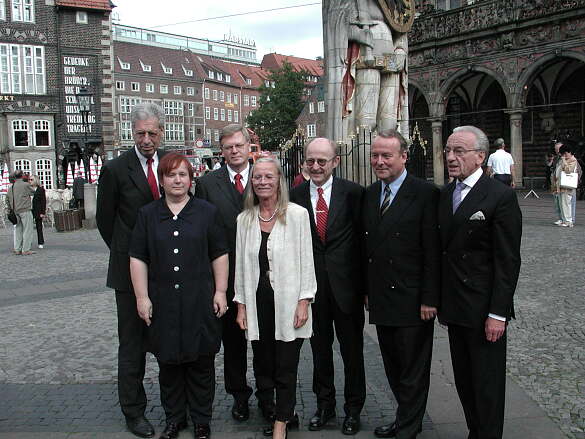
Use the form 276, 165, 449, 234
5, 170, 47, 254
96, 102, 522, 439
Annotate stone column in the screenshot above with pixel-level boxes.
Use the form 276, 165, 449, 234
83, 183, 98, 228
431, 119, 444, 186
506, 110, 525, 187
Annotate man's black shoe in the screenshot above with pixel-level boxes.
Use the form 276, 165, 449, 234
159, 420, 187, 439
374, 422, 398, 438
342, 416, 360, 435
308, 408, 336, 431
259, 401, 276, 422
231, 400, 250, 421
126, 416, 155, 438
194, 423, 211, 439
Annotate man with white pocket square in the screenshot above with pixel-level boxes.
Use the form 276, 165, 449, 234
439, 126, 522, 439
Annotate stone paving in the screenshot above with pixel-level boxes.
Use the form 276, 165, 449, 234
0, 194, 583, 438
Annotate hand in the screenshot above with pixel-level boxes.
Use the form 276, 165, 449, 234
364, 295, 369, 312
294, 299, 310, 329
420, 304, 437, 321
213, 292, 228, 318
236, 303, 247, 330
136, 297, 152, 326
485, 317, 506, 342
40, 214, 45, 218
511, 181, 516, 188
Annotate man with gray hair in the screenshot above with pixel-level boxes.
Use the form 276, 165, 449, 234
97, 102, 167, 438
6, 169, 35, 255
486, 138, 515, 187
439, 125, 522, 439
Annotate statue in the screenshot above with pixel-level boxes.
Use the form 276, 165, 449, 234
323, 0, 414, 142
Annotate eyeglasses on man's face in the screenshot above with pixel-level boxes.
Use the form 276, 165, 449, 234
305, 157, 335, 167
443, 147, 481, 157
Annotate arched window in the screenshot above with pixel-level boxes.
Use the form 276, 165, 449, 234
12, 120, 29, 146
35, 159, 53, 189
13, 159, 31, 174
34, 120, 50, 146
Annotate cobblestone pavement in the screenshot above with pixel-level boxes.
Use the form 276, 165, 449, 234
0, 194, 583, 438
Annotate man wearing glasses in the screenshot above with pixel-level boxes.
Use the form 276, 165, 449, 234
438, 126, 522, 439
290, 138, 366, 435
194, 124, 256, 423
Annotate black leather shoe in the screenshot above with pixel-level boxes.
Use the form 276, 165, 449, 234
194, 423, 211, 439
342, 416, 360, 435
126, 416, 155, 438
159, 420, 187, 439
309, 408, 336, 431
259, 401, 276, 422
231, 400, 250, 421
374, 422, 398, 438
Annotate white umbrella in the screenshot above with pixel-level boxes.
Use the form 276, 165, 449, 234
66, 162, 74, 187
89, 157, 96, 183
96, 156, 103, 179
0, 163, 9, 194
78, 159, 86, 180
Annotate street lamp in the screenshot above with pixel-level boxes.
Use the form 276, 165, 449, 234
76, 86, 92, 180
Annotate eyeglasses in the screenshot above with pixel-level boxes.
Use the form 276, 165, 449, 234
443, 147, 481, 157
305, 157, 335, 167
221, 143, 248, 151
252, 175, 276, 182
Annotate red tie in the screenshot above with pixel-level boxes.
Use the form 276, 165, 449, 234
316, 187, 328, 243
146, 158, 160, 200
234, 173, 244, 194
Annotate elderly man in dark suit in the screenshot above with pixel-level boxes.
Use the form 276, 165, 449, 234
97, 102, 167, 438
439, 125, 522, 439
290, 138, 366, 435
194, 124, 256, 422
363, 129, 441, 439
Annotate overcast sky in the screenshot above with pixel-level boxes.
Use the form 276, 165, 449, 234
113, 1, 324, 62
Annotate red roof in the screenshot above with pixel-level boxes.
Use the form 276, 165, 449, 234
261, 53, 323, 77
56, 0, 113, 11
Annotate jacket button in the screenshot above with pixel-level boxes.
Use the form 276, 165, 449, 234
173, 231, 179, 236
172, 215, 178, 221
174, 266, 180, 272
463, 278, 468, 283
390, 285, 395, 289
365, 231, 369, 235
389, 258, 393, 264
174, 284, 180, 289
174, 249, 179, 254
369, 258, 372, 263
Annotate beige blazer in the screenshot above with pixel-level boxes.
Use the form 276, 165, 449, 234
234, 202, 317, 341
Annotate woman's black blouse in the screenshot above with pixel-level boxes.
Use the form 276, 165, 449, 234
129, 195, 228, 364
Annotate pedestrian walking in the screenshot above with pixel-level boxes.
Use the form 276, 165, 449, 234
486, 138, 515, 187
72, 171, 86, 208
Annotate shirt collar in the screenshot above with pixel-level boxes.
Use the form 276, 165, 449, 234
310, 175, 334, 193
134, 145, 159, 165
226, 163, 250, 182
157, 195, 195, 224
383, 168, 407, 194
459, 167, 483, 188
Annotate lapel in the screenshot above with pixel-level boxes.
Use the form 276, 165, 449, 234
326, 177, 344, 233
127, 149, 153, 201
298, 182, 318, 236
214, 165, 242, 211
365, 181, 382, 233
439, 180, 456, 245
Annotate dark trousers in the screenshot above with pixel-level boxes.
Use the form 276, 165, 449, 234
115, 291, 148, 420
493, 174, 512, 186
448, 324, 507, 439
34, 214, 44, 245
310, 274, 366, 415
376, 323, 434, 439
222, 304, 253, 403
158, 355, 215, 425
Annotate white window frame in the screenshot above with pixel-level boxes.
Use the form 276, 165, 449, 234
217, 72, 223, 81
120, 121, 132, 141
219, 91, 224, 101
0, 44, 45, 94
12, 119, 29, 147
163, 100, 183, 116
186, 87, 194, 96
131, 82, 140, 92
160, 84, 168, 94
33, 119, 50, 147
251, 96, 257, 107
12, 0, 34, 22
182, 65, 193, 77
119, 97, 141, 114
14, 159, 31, 173
173, 85, 181, 95
234, 110, 239, 123
205, 128, 211, 141
214, 129, 220, 142
145, 83, 154, 93
187, 103, 194, 117
140, 59, 151, 72
35, 159, 53, 189
161, 62, 172, 75
213, 108, 218, 120
226, 93, 232, 104
227, 109, 232, 122
76, 11, 88, 24
307, 124, 316, 138
318, 101, 325, 112
220, 108, 225, 121
225, 74, 231, 83
234, 94, 238, 105
212, 89, 217, 101
0, 0, 5, 20
309, 102, 314, 114
243, 95, 249, 106
208, 70, 214, 79
204, 87, 210, 99
118, 58, 130, 70
115, 80, 125, 90
165, 122, 184, 142
205, 106, 210, 119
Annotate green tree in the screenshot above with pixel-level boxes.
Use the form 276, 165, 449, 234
247, 62, 306, 150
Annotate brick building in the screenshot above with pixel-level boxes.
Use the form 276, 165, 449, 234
296, 77, 327, 140
0, 0, 114, 188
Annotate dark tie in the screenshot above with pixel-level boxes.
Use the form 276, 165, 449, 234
380, 184, 392, 216
316, 187, 328, 243
146, 158, 160, 200
234, 173, 244, 194
452, 181, 466, 213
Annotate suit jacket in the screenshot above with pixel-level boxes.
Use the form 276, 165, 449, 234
194, 165, 246, 302
290, 177, 365, 314
363, 174, 441, 327
96, 148, 166, 292
438, 172, 522, 329
32, 186, 46, 217
73, 177, 86, 199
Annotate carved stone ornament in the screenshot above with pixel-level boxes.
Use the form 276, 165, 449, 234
377, 0, 416, 33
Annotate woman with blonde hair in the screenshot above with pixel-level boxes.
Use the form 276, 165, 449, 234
234, 155, 316, 439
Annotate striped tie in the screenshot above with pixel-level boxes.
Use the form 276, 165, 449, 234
380, 184, 391, 216
316, 187, 328, 243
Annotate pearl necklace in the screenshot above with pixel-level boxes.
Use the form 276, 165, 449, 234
258, 208, 279, 222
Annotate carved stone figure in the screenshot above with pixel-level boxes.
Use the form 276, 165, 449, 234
323, 0, 413, 142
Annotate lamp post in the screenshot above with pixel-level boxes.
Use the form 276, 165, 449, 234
76, 86, 92, 180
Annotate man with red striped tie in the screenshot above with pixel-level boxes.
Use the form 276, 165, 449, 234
290, 137, 366, 435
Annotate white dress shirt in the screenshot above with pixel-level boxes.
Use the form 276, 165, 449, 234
309, 175, 333, 214
134, 146, 160, 188
226, 164, 250, 189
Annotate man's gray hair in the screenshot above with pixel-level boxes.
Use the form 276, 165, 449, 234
453, 126, 489, 153
494, 138, 505, 149
131, 103, 165, 130
220, 124, 250, 145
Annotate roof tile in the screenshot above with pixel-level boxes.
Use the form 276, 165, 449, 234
56, 0, 113, 11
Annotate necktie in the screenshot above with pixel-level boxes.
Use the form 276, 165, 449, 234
234, 173, 244, 194
316, 187, 328, 243
380, 184, 392, 216
146, 158, 160, 200
452, 181, 466, 213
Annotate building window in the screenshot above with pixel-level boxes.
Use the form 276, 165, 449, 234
173, 85, 181, 95
309, 102, 314, 114
205, 128, 211, 141
0, 44, 45, 94
205, 106, 210, 119
436, 0, 463, 10
187, 103, 194, 117
204, 87, 209, 99
227, 109, 232, 122
217, 72, 223, 81
115, 80, 124, 90
186, 87, 194, 96
213, 108, 218, 120
0, 0, 5, 20
251, 96, 257, 107
246, 78, 252, 85
161, 62, 172, 74
182, 66, 193, 76
76, 11, 87, 24
140, 59, 151, 72
234, 94, 238, 105
220, 109, 225, 121
120, 97, 141, 113
226, 93, 232, 104
219, 91, 224, 101
318, 101, 325, 112
160, 84, 168, 94
225, 74, 231, 83
35, 159, 52, 189
188, 126, 195, 141
212, 89, 217, 101
34, 120, 49, 146
243, 95, 249, 106
12, 120, 28, 146
145, 83, 154, 93
307, 124, 316, 138
165, 123, 184, 142
234, 111, 239, 123
120, 121, 132, 141
208, 70, 214, 79
118, 58, 130, 70
163, 100, 183, 116
12, 0, 34, 22
14, 159, 31, 174
214, 129, 219, 142
131, 82, 140, 92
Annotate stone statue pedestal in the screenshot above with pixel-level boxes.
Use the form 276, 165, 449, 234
82, 183, 97, 229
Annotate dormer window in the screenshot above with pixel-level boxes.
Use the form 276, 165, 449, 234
217, 72, 223, 81
161, 62, 172, 74
182, 65, 193, 77
246, 78, 252, 85
140, 60, 151, 72
118, 58, 130, 70
208, 70, 214, 79
225, 75, 231, 83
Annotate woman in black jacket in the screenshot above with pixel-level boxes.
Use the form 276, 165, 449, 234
30, 175, 46, 249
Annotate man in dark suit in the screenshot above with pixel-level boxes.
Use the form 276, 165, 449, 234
194, 124, 255, 422
97, 103, 167, 438
290, 138, 366, 435
439, 126, 522, 439
72, 171, 86, 208
363, 129, 440, 439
